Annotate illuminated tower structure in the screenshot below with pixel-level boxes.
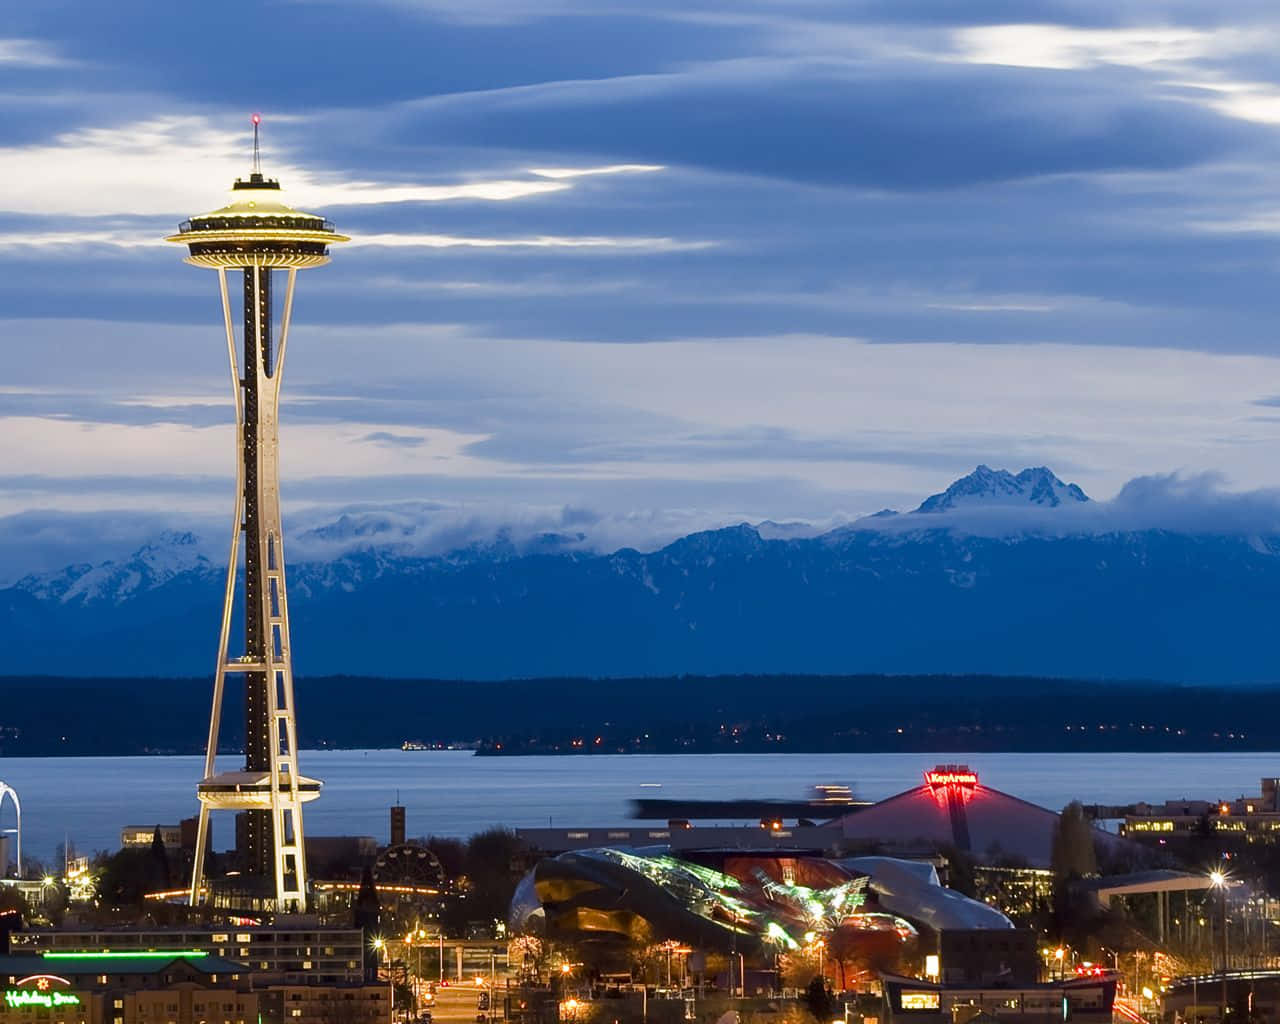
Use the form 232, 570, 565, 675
167, 118, 348, 911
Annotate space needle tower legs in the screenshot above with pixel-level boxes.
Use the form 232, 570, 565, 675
168, 117, 348, 912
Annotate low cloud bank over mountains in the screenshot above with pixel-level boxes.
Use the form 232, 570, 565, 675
6, 467, 1280, 682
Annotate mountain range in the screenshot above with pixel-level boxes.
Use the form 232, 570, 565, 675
4, 465, 1280, 683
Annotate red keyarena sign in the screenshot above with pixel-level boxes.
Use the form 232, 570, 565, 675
924, 768, 979, 789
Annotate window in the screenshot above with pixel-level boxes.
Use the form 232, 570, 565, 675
290, 1012, 303, 1018
901, 993, 940, 1010
212, 935, 229, 943
114, 1001, 124, 1010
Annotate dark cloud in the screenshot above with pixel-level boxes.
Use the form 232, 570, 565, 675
464, 423, 1053, 472
7, 0, 1280, 528
361, 431, 427, 448
4, 3, 753, 111
0, 391, 229, 428
392, 60, 1250, 190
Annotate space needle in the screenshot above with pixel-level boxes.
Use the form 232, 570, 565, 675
167, 116, 348, 911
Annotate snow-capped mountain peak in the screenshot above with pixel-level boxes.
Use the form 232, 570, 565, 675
914, 465, 1089, 514
17, 530, 212, 605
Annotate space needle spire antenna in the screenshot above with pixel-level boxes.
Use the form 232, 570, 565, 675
166, 120, 348, 913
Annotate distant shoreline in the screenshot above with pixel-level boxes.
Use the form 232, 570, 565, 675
1, 672, 1276, 757
6, 741, 1280, 758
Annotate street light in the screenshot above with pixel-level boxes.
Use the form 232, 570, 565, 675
373, 938, 394, 1024
1211, 868, 1229, 1021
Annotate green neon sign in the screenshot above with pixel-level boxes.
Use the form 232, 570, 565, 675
43, 950, 207, 959
5, 991, 82, 1009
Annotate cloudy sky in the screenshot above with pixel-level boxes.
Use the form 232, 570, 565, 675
5, 0, 1280, 570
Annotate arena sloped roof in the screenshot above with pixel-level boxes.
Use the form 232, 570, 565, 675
833, 767, 1128, 868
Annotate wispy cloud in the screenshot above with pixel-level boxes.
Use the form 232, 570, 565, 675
0, 116, 575, 217
950, 24, 1261, 71
0, 38, 69, 68
0, 229, 713, 253
348, 232, 714, 250
529, 164, 665, 179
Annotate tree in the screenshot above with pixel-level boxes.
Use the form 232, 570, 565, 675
464, 828, 527, 924
779, 946, 822, 990
150, 827, 171, 889
0, 887, 28, 916
938, 845, 977, 898
805, 975, 834, 1021
96, 847, 169, 910
1051, 802, 1098, 880
827, 925, 911, 991
425, 837, 466, 882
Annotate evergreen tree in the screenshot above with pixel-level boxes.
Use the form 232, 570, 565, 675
1051, 802, 1097, 880
150, 827, 171, 889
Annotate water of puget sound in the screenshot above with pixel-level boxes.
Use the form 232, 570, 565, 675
2, 749, 1279, 863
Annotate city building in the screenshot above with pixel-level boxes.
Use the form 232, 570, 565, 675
257, 984, 388, 1024
120, 828, 182, 851
1122, 777, 1280, 840
0, 950, 254, 1024
0, 950, 393, 1024
517, 824, 837, 854
832, 766, 1131, 868
880, 973, 1116, 1024
936, 929, 1039, 986
510, 846, 1021, 983
522, 766, 1136, 872
1161, 969, 1280, 1024
972, 866, 1053, 926
13, 928, 365, 986
165, 118, 347, 913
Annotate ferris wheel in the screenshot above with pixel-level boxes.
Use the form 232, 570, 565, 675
373, 844, 445, 893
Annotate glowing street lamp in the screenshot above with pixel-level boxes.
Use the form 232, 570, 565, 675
1210, 868, 1229, 1020
372, 938, 393, 1024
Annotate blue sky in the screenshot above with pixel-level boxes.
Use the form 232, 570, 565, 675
5, 0, 1280, 571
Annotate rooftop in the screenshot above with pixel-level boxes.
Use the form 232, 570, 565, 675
0, 951, 248, 976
